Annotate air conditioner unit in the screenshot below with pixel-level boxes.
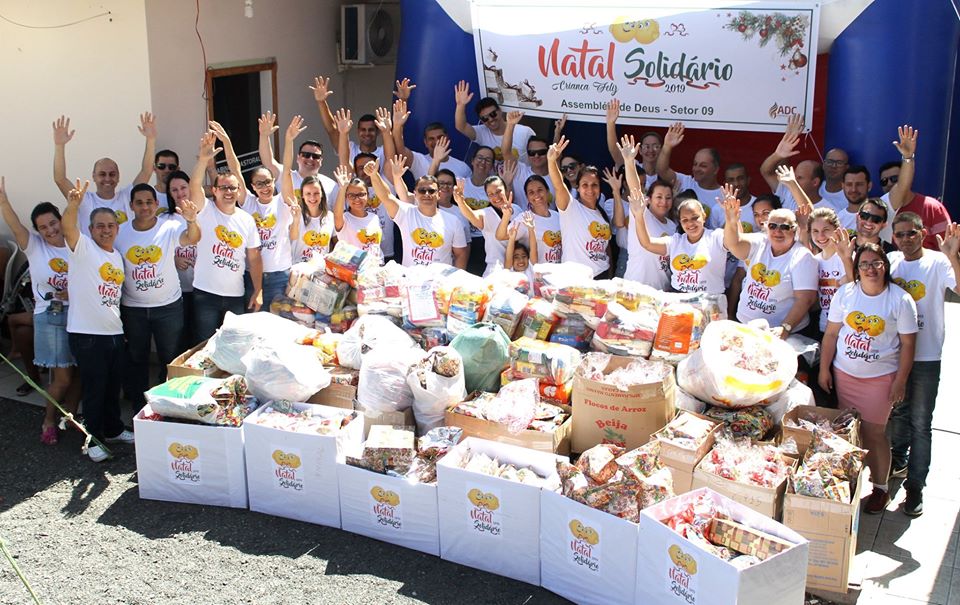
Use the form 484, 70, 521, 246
340, 3, 401, 65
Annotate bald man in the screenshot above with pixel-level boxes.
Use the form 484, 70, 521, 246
53, 113, 155, 231
819, 147, 850, 209
656, 122, 723, 227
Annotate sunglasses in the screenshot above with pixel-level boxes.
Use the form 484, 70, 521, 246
299, 151, 322, 160
894, 229, 920, 239
858, 260, 885, 270
216, 185, 239, 192
766, 222, 796, 231
527, 148, 548, 157
478, 109, 499, 123
417, 187, 438, 195
879, 175, 899, 187
858, 210, 885, 224
474, 156, 493, 164
155, 163, 178, 170
561, 163, 579, 171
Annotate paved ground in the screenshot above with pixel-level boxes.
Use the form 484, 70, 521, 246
1, 305, 959, 604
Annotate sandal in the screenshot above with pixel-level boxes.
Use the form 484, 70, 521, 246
16, 382, 31, 396
40, 425, 58, 446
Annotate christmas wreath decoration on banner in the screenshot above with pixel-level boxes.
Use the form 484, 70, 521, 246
723, 11, 809, 69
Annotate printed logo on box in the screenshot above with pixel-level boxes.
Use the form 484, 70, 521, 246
271, 448, 304, 492
167, 440, 200, 485
369, 484, 403, 530
667, 544, 699, 604
568, 519, 601, 572
466, 487, 502, 537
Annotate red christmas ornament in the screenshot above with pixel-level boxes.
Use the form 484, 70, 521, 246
759, 28, 768, 38
790, 49, 808, 69
738, 24, 746, 32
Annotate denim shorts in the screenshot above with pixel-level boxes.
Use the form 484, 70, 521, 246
34, 306, 76, 368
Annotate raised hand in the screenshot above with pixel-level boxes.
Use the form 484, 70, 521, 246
618, 133, 639, 162
374, 107, 392, 132
453, 178, 466, 204
893, 124, 918, 158
52, 115, 75, 146
139, 112, 157, 139
177, 198, 199, 222
664, 122, 685, 148
936, 222, 960, 258
285, 195, 302, 221
785, 113, 804, 136
454, 80, 474, 106
499, 157, 517, 185
362, 159, 380, 177
285, 115, 307, 141
506, 110, 524, 126
605, 98, 620, 124
333, 164, 352, 187
547, 136, 570, 162
832, 223, 855, 257
208, 120, 232, 144
258, 111, 279, 137
775, 164, 797, 184
627, 185, 648, 217
333, 108, 352, 133
520, 211, 536, 230
67, 178, 89, 207
554, 113, 568, 137
393, 77, 416, 100
392, 99, 410, 129
389, 154, 408, 181
433, 136, 451, 162
774, 130, 801, 159
719, 183, 740, 221
507, 222, 520, 240
309, 76, 332, 103
602, 166, 622, 194
198, 131, 223, 161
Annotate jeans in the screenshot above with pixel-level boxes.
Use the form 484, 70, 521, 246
121, 299, 184, 406
178, 291, 195, 354
614, 249, 628, 278
245, 269, 290, 311
889, 360, 942, 490
69, 333, 125, 442
192, 288, 245, 345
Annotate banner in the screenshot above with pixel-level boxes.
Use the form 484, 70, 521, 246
471, 1, 820, 132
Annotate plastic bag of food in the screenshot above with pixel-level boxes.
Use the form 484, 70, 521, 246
548, 315, 594, 352
482, 288, 529, 339
357, 345, 427, 413
649, 299, 707, 364
337, 314, 418, 370
449, 322, 511, 393
509, 337, 582, 385
145, 374, 256, 426
406, 347, 467, 433
324, 241, 370, 286
446, 279, 490, 335
593, 300, 660, 358
533, 261, 592, 298
552, 280, 615, 327
516, 297, 559, 340
241, 342, 331, 403
402, 280, 445, 329
207, 311, 312, 375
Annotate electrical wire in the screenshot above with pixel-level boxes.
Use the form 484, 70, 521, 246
0, 10, 110, 29
195, 0, 208, 103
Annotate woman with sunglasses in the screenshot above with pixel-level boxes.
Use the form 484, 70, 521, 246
547, 136, 617, 277
819, 243, 918, 514
435, 168, 472, 249
721, 186, 818, 338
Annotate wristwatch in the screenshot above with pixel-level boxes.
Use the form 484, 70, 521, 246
780, 322, 793, 335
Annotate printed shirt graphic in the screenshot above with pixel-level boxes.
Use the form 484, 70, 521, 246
461, 179, 490, 239
337, 210, 381, 258
78, 184, 132, 231
827, 282, 918, 378
395, 204, 467, 267
66, 234, 124, 335
167, 214, 197, 294
510, 209, 563, 265
816, 252, 847, 332
480, 204, 524, 275
889, 250, 956, 361
736, 237, 818, 330
558, 200, 611, 277
192, 202, 261, 297
115, 218, 185, 307
625, 207, 675, 290
23, 234, 70, 315
242, 193, 293, 272
297, 212, 336, 263
474, 122, 534, 166
666, 229, 727, 295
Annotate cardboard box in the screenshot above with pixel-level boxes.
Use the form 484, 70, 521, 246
692, 458, 792, 521
306, 366, 360, 409
656, 412, 722, 471
437, 437, 564, 585
664, 466, 696, 494
571, 355, 676, 453
444, 404, 571, 455
636, 487, 809, 605
134, 404, 248, 508
781, 405, 860, 456
539, 490, 639, 605
166, 339, 228, 379
357, 403, 415, 439
783, 471, 863, 593
243, 403, 363, 527
337, 462, 439, 556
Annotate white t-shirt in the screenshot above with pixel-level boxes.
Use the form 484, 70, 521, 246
439, 205, 472, 251
242, 193, 293, 272
115, 218, 185, 307
510, 210, 563, 265
889, 250, 956, 361
474, 123, 535, 165
827, 282, 918, 378
66, 234, 123, 335
410, 150, 471, 180
348, 142, 385, 174
480, 205, 522, 275
367, 191, 396, 260
192, 202, 261, 297
23, 234, 70, 315
394, 204, 467, 266
666, 229, 727, 294
295, 212, 336, 263
815, 252, 847, 332
675, 173, 722, 227
819, 183, 848, 211
78, 184, 133, 230
776, 183, 844, 214
291, 170, 337, 201
337, 211, 382, 258
715, 196, 759, 233
737, 237, 818, 330
460, 179, 490, 239
558, 200, 611, 277
511, 163, 556, 211
625, 208, 674, 290
602, 198, 629, 251
837, 206, 858, 234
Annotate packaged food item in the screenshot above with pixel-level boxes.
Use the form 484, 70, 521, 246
407, 347, 466, 433
707, 518, 795, 561
703, 405, 775, 442
449, 322, 511, 393
658, 412, 718, 450
698, 438, 793, 489
486, 267, 533, 296
145, 374, 256, 426
352, 425, 416, 474
324, 241, 370, 286
182, 340, 219, 372
248, 404, 353, 435
548, 315, 594, 352
533, 262, 593, 298
612, 278, 662, 312
516, 298, 559, 340
509, 337, 581, 385
450, 380, 568, 435
287, 270, 351, 315
357, 345, 426, 412
576, 352, 671, 390
296, 330, 342, 365
650, 301, 706, 363
445, 276, 490, 335
317, 305, 358, 333
482, 288, 529, 339
500, 368, 572, 405
552, 280, 615, 325
593, 300, 660, 358
457, 447, 552, 487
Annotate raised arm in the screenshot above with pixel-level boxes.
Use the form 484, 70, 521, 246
656, 122, 684, 184
62, 179, 89, 251
602, 167, 626, 228
391, 99, 415, 166
375, 107, 397, 161
760, 114, 802, 191
552, 114, 567, 145
0, 178, 31, 249
776, 164, 813, 236
453, 178, 484, 230
494, 201, 516, 241
334, 108, 353, 169
389, 154, 411, 203
134, 112, 157, 185
454, 80, 476, 140
501, 111, 524, 162
365, 159, 403, 220
888, 124, 917, 211
720, 184, 750, 259
190, 132, 222, 212
936, 223, 960, 295
280, 115, 307, 204
208, 120, 243, 190
618, 134, 643, 218
524, 212, 538, 264
627, 185, 668, 255
605, 99, 623, 168
832, 228, 856, 284
331, 165, 351, 232
52, 115, 76, 198
546, 137, 572, 211
257, 111, 281, 179
177, 198, 201, 246
285, 195, 302, 242
504, 222, 520, 271
309, 75, 339, 149
427, 136, 451, 177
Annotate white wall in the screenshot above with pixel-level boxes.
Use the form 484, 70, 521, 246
0, 1, 152, 225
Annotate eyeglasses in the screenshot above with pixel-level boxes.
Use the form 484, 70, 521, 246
824, 159, 848, 167
252, 179, 274, 188
857, 260, 885, 270
858, 210, 885, 224
299, 152, 322, 160
527, 148, 548, 157
474, 156, 493, 165
641, 144, 661, 151
437, 182, 455, 189
879, 175, 899, 187
345, 192, 368, 200
478, 109, 499, 123
894, 229, 920, 239
417, 187, 438, 195
561, 163, 579, 172
216, 185, 239, 192
766, 222, 796, 231
155, 163, 178, 170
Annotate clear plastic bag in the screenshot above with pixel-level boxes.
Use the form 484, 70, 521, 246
207, 311, 312, 375
241, 342, 331, 403
358, 345, 426, 412
407, 347, 467, 433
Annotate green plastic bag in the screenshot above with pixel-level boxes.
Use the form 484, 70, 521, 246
450, 322, 511, 393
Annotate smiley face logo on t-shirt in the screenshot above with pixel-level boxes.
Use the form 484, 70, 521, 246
251, 212, 277, 229
412, 228, 443, 248
672, 254, 707, 271
215, 225, 243, 248
893, 277, 926, 302
48, 258, 68, 274
588, 221, 611, 240
356, 228, 381, 246
125, 245, 162, 265
750, 263, 781, 287
98, 262, 124, 285
846, 311, 885, 337
115, 210, 128, 224
303, 230, 331, 248
542, 230, 562, 247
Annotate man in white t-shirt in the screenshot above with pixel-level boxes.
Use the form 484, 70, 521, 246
656, 122, 722, 225
311, 75, 390, 177
717, 163, 758, 232
61, 179, 134, 462
115, 183, 200, 408
53, 113, 156, 229
256, 110, 337, 200
821, 148, 850, 209
454, 80, 535, 166
888, 212, 960, 516
188, 133, 264, 343
500, 111, 556, 209
759, 116, 833, 213
392, 101, 471, 180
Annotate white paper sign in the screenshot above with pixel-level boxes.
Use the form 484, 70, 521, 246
472, 1, 820, 132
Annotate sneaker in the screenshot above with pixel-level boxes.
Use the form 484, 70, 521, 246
87, 445, 109, 462
105, 429, 135, 444
864, 487, 890, 515
903, 489, 923, 517
890, 464, 908, 479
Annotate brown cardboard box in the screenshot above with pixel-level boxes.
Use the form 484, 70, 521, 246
443, 405, 572, 455
571, 355, 675, 453
655, 411, 721, 471
781, 405, 861, 456
664, 466, 695, 494
356, 403, 415, 439
692, 459, 792, 520
166, 339, 228, 379
307, 367, 360, 409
